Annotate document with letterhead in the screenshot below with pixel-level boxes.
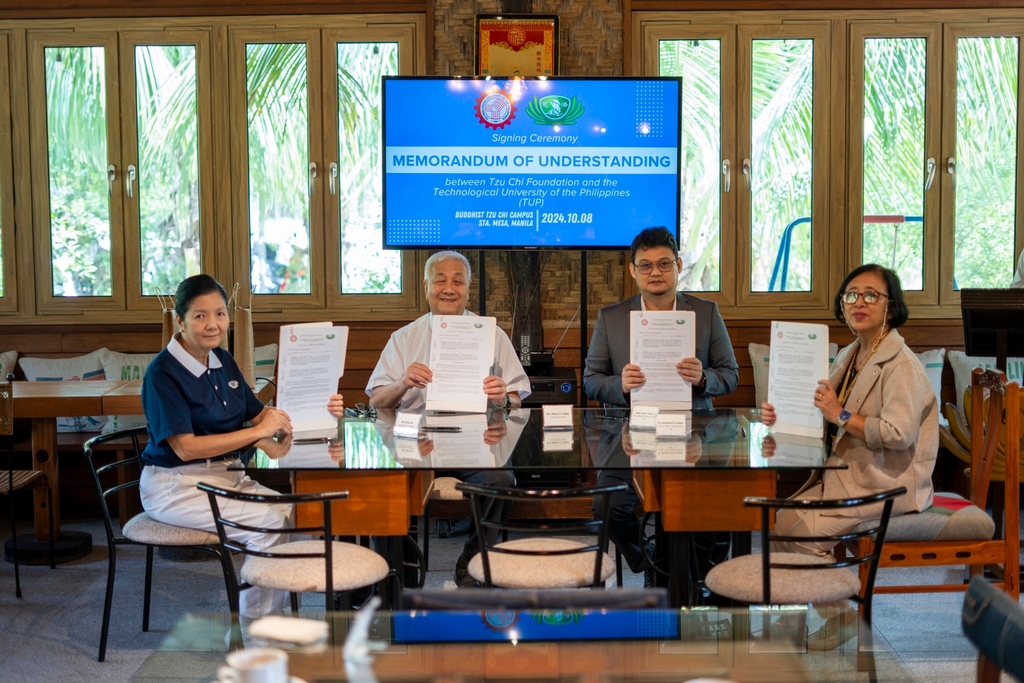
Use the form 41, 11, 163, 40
425, 315, 496, 413
629, 310, 696, 410
767, 321, 829, 438
276, 323, 348, 431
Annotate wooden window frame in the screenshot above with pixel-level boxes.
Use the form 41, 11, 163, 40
321, 21, 425, 318
939, 22, 1024, 309
119, 28, 216, 311
28, 30, 127, 315
0, 32, 18, 314
846, 22, 942, 307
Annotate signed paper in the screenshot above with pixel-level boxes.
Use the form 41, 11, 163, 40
276, 324, 348, 431
629, 310, 696, 410
767, 321, 829, 438
425, 316, 496, 413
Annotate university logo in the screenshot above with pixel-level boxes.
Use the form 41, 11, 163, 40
526, 95, 584, 125
475, 89, 516, 130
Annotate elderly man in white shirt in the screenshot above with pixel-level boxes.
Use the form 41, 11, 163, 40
366, 250, 531, 586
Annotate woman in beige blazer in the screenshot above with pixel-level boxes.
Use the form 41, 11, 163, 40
760, 264, 939, 647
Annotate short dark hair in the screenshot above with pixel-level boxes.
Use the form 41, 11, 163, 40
630, 227, 679, 264
833, 264, 909, 329
175, 274, 229, 320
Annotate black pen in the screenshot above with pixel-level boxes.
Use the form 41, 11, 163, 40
421, 426, 462, 433
293, 437, 335, 445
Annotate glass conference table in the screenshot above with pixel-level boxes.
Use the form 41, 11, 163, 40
133, 605, 909, 682
238, 408, 845, 607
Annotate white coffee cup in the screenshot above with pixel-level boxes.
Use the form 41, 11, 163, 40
217, 647, 289, 683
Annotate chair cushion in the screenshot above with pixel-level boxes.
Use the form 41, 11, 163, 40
849, 492, 995, 542
0, 470, 46, 494
430, 476, 464, 501
467, 537, 615, 589
705, 552, 861, 604
122, 512, 221, 546
241, 540, 389, 593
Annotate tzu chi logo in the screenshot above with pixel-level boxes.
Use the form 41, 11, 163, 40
641, 318, 649, 326
440, 322, 448, 329
475, 89, 516, 130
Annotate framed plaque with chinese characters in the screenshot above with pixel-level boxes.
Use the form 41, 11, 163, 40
476, 14, 559, 77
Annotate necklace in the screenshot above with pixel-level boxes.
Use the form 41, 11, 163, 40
840, 327, 889, 405
855, 326, 889, 370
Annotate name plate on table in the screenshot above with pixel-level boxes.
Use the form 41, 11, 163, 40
629, 405, 659, 431
655, 412, 690, 439
394, 438, 421, 460
393, 412, 423, 439
629, 429, 657, 452
542, 404, 574, 430
542, 431, 574, 452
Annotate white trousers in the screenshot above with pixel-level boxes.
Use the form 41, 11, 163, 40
140, 460, 293, 618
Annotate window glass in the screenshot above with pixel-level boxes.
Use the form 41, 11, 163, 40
953, 36, 1018, 289
861, 38, 927, 290
749, 39, 814, 292
45, 46, 112, 297
246, 43, 311, 294
135, 44, 201, 295
659, 38, 722, 292
337, 42, 400, 294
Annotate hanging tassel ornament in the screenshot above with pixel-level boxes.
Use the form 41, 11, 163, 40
234, 284, 256, 389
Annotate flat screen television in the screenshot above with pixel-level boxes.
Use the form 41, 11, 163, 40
382, 76, 682, 250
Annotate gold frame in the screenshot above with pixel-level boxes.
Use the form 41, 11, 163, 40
476, 14, 558, 77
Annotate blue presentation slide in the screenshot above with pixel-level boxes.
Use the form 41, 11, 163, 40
383, 77, 681, 249
391, 608, 681, 643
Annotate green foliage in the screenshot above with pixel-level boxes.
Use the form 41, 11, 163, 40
336, 42, 401, 294
45, 46, 113, 297
659, 39, 722, 291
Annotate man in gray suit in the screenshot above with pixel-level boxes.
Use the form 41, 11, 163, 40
583, 226, 739, 582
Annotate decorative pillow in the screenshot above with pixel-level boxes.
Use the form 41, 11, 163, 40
0, 350, 17, 380
99, 349, 158, 434
948, 351, 1024, 411
19, 350, 107, 432
915, 348, 947, 427
254, 343, 279, 382
748, 341, 839, 409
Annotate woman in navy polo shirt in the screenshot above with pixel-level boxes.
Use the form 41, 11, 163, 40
139, 274, 345, 619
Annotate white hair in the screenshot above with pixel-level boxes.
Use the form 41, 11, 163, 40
424, 250, 472, 282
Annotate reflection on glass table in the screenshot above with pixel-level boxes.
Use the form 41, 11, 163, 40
133, 607, 916, 683
242, 408, 845, 473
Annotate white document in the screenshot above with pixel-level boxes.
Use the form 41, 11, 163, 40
425, 316, 496, 413
767, 321, 829, 438
276, 324, 348, 431
629, 310, 696, 410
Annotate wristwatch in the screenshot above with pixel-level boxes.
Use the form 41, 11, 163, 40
837, 409, 852, 427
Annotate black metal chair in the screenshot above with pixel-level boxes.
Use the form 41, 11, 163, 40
1, 373, 55, 598
84, 427, 234, 662
704, 486, 906, 659
196, 482, 390, 618
455, 482, 627, 589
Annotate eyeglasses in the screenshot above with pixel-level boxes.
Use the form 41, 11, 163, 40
841, 290, 888, 305
634, 260, 677, 275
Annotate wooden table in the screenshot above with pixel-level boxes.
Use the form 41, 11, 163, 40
245, 408, 843, 606
10, 380, 129, 561
9, 378, 277, 562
